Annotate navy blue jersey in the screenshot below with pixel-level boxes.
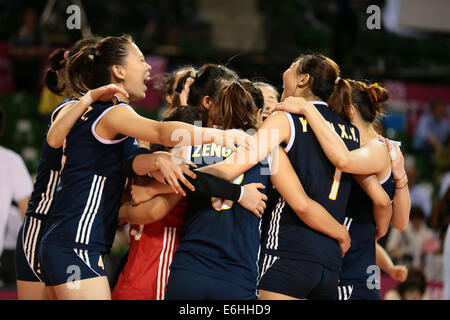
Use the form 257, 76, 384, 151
41, 100, 137, 253
339, 164, 395, 284
25, 97, 77, 218
170, 143, 271, 291
261, 102, 360, 271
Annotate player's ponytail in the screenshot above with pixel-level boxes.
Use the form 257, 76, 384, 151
187, 64, 238, 109
45, 48, 67, 95
215, 80, 258, 131
45, 37, 100, 96
328, 77, 353, 122
67, 35, 134, 95
349, 80, 388, 123
295, 54, 353, 122
66, 46, 96, 94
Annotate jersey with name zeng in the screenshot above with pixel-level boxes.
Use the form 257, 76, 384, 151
170, 143, 271, 291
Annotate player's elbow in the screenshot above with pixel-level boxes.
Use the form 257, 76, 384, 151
334, 156, 349, 172
46, 134, 62, 149
391, 218, 409, 231
373, 195, 391, 209
293, 200, 310, 217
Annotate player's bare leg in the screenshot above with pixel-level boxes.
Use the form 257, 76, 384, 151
258, 289, 305, 300
50, 276, 111, 300
17, 280, 49, 300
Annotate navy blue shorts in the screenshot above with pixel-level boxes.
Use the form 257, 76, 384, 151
165, 268, 258, 300
258, 254, 339, 300
15, 216, 47, 282
39, 242, 107, 286
337, 282, 380, 300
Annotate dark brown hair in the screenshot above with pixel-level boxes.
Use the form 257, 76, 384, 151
348, 80, 389, 123
187, 64, 238, 109
67, 35, 134, 95
45, 37, 100, 95
159, 67, 197, 118
240, 79, 265, 112
295, 54, 352, 121
213, 80, 259, 131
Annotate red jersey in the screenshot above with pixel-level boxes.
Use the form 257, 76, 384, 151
112, 199, 186, 300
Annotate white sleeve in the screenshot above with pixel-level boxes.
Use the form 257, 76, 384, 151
11, 153, 33, 202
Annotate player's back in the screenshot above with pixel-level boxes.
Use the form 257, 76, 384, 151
261, 101, 360, 271
42, 99, 137, 253
25, 97, 77, 218
339, 159, 395, 287
170, 143, 271, 292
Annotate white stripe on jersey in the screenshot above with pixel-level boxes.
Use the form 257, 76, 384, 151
343, 217, 353, 231
21, 217, 43, 282
337, 285, 354, 300
75, 175, 99, 243
347, 285, 353, 299
41, 170, 60, 214
80, 176, 103, 243
164, 227, 177, 300
84, 176, 107, 245
75, 175, 106, 245
157, 227, 169, 300
35, 170, 55, 214
258, 254, 279, 284
161, 227, 176, 300
29, 218, 42, 269
267, 197, 285, 250
24, 217, 36, 262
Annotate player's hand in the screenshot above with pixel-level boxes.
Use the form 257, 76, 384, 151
238, 183, 268, 218
84, 84, 129, 104
338, 225, 351, 258
273, 96, 311, 114
262, 103, 277, 119
130, 177, 156, 205
387, 265, 408, 282
380, 136, 406, 181
153, 152, 197, 196
225, 129, 256, 152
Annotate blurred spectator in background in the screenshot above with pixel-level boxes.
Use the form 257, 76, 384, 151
386, 206, 433, 268
0, 107, 33, 269
8, 7, 48, 94
254, 81, 279, 120
413, 98, 449, 153
433, 136, 450, 182
424, 226, 446, 283
405, 155, 433, 219
444, 223, 450, 299
412, 98, 450, 181
385, 267, 428, 300
430, 187, 450, 231
0, 205, 22, 288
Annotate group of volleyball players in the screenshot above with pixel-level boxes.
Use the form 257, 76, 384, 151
15, 34, 410, 300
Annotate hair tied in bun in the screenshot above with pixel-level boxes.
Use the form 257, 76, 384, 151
369, 83, 379, 102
